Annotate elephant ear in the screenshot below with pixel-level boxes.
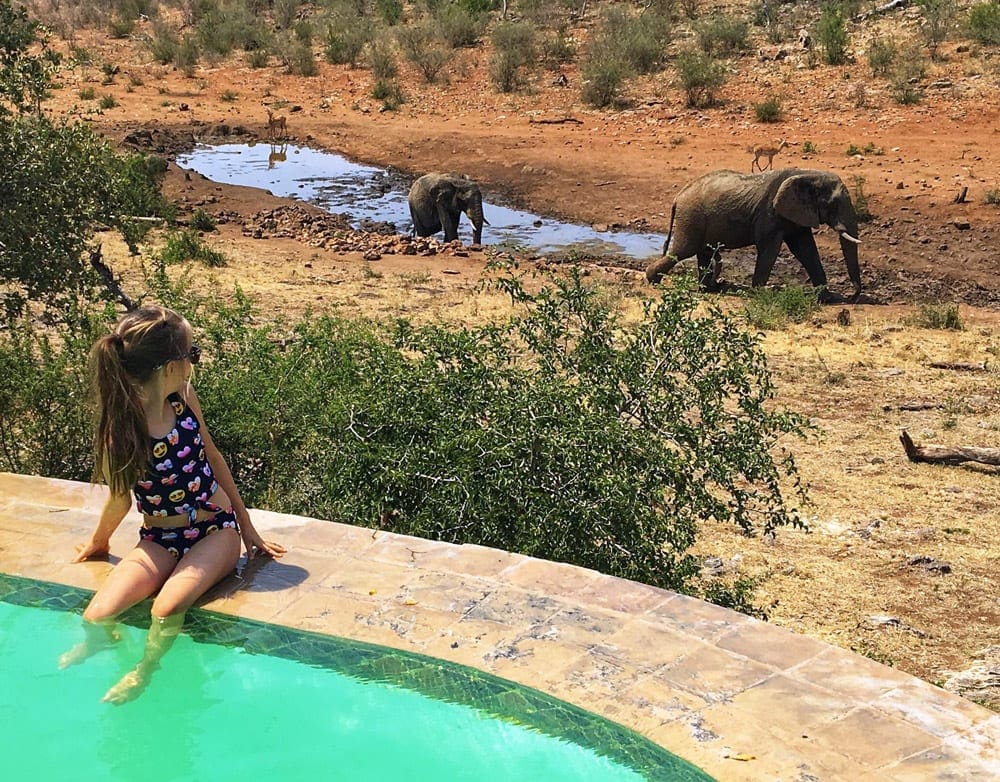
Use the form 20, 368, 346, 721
773, 175, 821, 228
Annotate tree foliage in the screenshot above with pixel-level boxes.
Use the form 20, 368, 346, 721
0, 1, 173, 315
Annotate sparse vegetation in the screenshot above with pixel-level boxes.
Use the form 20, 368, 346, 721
674, 49, 727, 108
815, 5, 849, 66
910, 302, 964, 330
158, 229, 227, 267
754, 96, 782, 123
967, 0, 1000, 44
851, 175, 874, 222
743, 286, 822, 330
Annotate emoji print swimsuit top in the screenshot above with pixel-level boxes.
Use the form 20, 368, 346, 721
133, 392, 219, 520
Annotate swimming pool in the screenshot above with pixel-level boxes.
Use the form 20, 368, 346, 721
0, 574, 714, 781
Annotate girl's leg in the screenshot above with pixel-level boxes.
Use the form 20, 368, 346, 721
59, 541, 178, 669
103, 528, 241, 704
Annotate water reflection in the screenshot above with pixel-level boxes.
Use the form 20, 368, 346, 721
175, 143, 665, 259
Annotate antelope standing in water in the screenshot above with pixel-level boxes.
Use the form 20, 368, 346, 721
265, 108, 287, 140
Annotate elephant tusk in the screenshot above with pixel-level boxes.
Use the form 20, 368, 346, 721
839, 231, 861, 244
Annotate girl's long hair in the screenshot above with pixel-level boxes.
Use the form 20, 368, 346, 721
89, 306, 188, 496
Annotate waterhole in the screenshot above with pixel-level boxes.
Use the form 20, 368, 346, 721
176, 143, 665, 259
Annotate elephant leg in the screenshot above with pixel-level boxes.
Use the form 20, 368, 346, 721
752, 237, 783, 288
784, 229, 828, 288
435, 203, 459, 241
696, 247, 723, 292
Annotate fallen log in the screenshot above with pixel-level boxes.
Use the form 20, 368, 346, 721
928, 361, 988, 372
900, 430, 1000, 466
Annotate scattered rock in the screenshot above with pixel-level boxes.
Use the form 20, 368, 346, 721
953, 220, 971, 230
867, 615, 926, 637
905, 554, 951, 574
941, 646, 1000, 710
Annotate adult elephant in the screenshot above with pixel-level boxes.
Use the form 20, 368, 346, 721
645, 168, 862, 301
408, 172, 486, 245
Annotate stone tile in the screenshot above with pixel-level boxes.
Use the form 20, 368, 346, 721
657, 644, 775, 703
498, 555, 603, 598
599, 617, 707, 671
643, 591, 743, 641
808, 706, 941, 769
365, 529, 449, 566
879, 744, 1000, 781
788, 645, 916, 703
873, 678, 997, 738
273, 517, 377, 559
408, 542, 526, 579
715, 622, 828, 671
571, 573, 676, 615
701, 673, 857, 741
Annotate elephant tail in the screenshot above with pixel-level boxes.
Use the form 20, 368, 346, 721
662, 202, 677, 257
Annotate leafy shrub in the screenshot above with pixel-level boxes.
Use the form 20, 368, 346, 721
868, 34, 897, 76
541, 26, 576, 64
0, 2, 62, 114
372, 79, 405, 110
596, 6, 670, 75
190, 208, 217, 232
674, 49, 727, 108
324, 19, 373, 68
910, 303, 963, 330
743, 286, 822, 330
581, 54, 627, 108
366, 37, 398, 82
850, 175, 874, 222
916, 0, 956, 57
78, 86, 96, 100
147, 21, 178, 64
694, 13, 749, 57
174, 34, 200, 76
815, 6, 849, 66
754, 96, 782, 122
157, 229, 226, 267
246, 48, 269, 68
99, 93, 117, 109
435, 4, 486, 48
376, 0, 404, 26
802, 140, 817, 154
397, 23, 450, 83
489, 22, 535, 92
986, 187, 1000, 205
967, 0, 1000, 44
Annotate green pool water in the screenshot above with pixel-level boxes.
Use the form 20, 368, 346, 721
0, 574, 713, 782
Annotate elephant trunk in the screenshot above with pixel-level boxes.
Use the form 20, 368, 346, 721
467, 197, 484, 245
833, 216, 862, 300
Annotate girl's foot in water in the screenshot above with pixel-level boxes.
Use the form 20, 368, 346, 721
59, 622, 121, 669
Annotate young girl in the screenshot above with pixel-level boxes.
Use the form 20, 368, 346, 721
63, 305, 285, 703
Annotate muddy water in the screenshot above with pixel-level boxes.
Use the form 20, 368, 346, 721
175, 143, 665, 259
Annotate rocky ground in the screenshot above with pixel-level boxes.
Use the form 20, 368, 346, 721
35, 6, 1000, 708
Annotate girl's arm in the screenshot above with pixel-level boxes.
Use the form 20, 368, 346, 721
73, 489, 132, 562
185, 385, 286, 560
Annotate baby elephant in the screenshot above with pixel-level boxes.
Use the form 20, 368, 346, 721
646, 168, 862, 302
408, 172, 486, 245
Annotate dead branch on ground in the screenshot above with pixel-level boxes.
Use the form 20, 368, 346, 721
900, 430, 1000, 466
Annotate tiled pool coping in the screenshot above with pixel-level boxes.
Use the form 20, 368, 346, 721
2, 472, 997, 780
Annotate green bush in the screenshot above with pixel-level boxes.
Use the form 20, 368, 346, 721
674, 49, 727, 108
815, 6, 849, 66
0, 1, 62, 115
694, 13, 749, 57
1, 265, 811, 608
489, 22, 536, 92
366, 37, 398, 82
371, 79, 405, 110
99, 93, 117, 109
581, 54, 627, 108
911, 302, 963, 330
376, 0, 404, 26
743, 286, 822, 330
147, 21, 178, 65
397, 23, 450, 83
596, 7, 670, 75
174, 34, 200, 76
867, 35, 896, 76
190, 208, 217, 232
541, 26, 576, 64
916, 0, 956, 57
967, 0, 1000, 44
754, 96, 782, 123
157, 229, 226, 267
324, 19, 373, 67
435, 4, 486, 48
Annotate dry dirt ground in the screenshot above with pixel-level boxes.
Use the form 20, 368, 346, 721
39, 12, 1000, 705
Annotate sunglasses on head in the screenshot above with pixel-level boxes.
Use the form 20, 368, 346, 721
153, 344, 201, 371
